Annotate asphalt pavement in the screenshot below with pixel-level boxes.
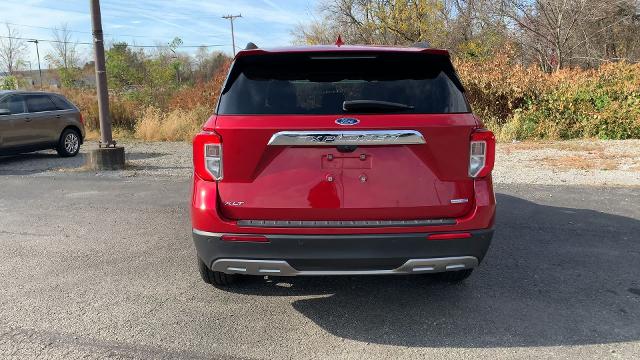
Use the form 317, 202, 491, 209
0, 173, 638, 359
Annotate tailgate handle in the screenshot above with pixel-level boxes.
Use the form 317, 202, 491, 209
268, 130, 425, 146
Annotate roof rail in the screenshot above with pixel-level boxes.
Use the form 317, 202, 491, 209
244, 42, 258, 50
412, 41, 431, 49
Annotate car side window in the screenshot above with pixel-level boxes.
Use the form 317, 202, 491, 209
25, 94, 58, 113
0, 95, 27, 115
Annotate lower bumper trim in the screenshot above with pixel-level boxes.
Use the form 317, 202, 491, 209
236, 218, 456, 228
211, 256, 478, 276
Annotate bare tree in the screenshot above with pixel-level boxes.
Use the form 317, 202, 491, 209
497, 0, 590, 70
444, 0, 509, 57
496, 0, 639, 69
47, 23, 80, 69
296, 0, 640, 68
295, 0, 452, 46
44, 23, 84, 87
0, 23, 27, 74
291, 19, 338, 45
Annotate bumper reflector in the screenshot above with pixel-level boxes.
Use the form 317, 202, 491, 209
427, 232, 472, 240
221, 235, 269, 243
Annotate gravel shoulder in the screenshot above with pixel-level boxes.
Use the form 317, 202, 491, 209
0, 139, 638, 186
494, 140, 640, 187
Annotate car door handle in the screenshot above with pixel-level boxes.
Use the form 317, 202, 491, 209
55, 115, 62, 119
24, 118, 32, 122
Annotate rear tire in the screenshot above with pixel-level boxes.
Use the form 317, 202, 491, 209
437, 269, 474, 283
56, 128, 81, 157
197, 258, 238, 286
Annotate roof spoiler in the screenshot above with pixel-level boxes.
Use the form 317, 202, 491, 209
413, 41, 450, 56
412, 41, 431, 49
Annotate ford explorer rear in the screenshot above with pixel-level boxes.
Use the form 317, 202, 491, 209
191, 44, 496, 286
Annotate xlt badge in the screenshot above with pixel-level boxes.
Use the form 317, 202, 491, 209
224, 201, 245, 206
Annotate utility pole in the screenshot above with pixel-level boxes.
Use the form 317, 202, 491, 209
87, 0, 125, 170
222, 14, 242, 56
90, 0, 113, 147
27, 40, 43, 89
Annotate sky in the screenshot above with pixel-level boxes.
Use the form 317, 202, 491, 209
0, 0, 318, 69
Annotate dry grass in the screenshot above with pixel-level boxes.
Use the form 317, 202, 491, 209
500, 141, 605, 154
85, 128, 135, 141
61, 89, 141, 131
134, 106, 212, 142
542, 155, 619, 171
500, 139, 640, 171
539, 148, 639, 171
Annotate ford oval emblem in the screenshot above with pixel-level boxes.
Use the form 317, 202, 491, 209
335, 118, 360, 126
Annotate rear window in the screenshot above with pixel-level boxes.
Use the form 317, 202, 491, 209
50, 95, 74, 110
218, 52, 470, 115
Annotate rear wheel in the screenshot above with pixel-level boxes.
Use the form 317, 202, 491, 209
56, 128, 81, 157
197, 258, 238, 286
436, 269, 474, 283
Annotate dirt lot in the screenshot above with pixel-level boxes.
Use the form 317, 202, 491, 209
0, 139, 638, 186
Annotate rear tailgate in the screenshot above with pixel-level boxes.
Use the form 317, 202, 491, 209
216, 114, 476, 221
213, 50, 477, 222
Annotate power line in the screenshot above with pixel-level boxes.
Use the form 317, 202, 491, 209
2, 21, 227, 41
0, 35, 226, 49
2, 21, 151, 38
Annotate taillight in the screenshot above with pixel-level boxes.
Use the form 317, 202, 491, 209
469, 129, 495, 178
193, 131, 223, 181
79, 113, 84, 125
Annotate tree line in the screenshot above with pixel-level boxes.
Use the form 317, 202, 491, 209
0, 22, 229, 91
294, 0, 640, 71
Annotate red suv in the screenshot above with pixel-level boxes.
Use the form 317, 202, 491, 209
192, 44, 495, 286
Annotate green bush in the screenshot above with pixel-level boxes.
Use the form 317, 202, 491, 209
457, 50, 640, 140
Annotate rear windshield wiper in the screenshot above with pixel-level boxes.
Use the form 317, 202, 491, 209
343, 100, 415, 113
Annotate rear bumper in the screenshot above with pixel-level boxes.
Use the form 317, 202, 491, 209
193, 229, 493, 276
191, 175, 496, 235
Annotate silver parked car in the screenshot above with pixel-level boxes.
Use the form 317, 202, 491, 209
0, 90, 85, 157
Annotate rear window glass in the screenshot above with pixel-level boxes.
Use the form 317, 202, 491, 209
26, 95, 58, 112
218, 52, 470, 115
50, 95, 74, 110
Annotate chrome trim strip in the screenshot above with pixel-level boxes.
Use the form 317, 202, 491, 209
236, 219, 455, 228
211, 257, 478, 276
192, 229, 221, 237
196, 219, 455, 234
267, 130, 426, 146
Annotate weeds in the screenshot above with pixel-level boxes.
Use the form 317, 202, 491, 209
457, 49, 640, 141
56, 54, 640, 142
134, 106, 212, 142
